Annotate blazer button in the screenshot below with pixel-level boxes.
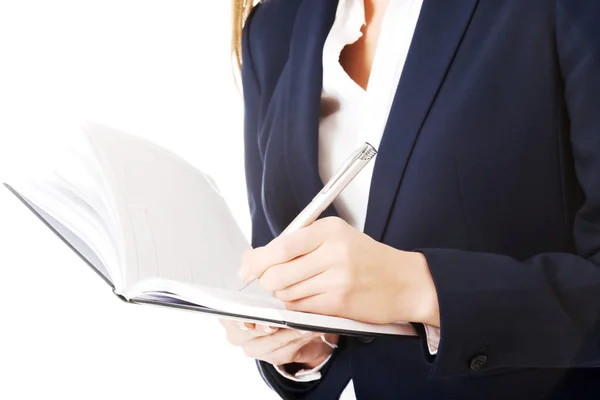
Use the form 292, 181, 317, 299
358, 336, 375, 344
469, 355, 487, 371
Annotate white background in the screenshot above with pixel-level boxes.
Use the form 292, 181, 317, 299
0, 1, 277, 398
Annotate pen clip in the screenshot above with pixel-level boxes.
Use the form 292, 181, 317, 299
321, 143, 377, 194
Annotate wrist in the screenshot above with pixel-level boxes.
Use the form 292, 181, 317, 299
302, 334, 339, 368
302, 354, 330, 370
398, 251, 440, 326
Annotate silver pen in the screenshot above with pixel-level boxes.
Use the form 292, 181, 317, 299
238, 142, 377, 291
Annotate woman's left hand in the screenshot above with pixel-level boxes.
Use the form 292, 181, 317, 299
238, 217, 440, 326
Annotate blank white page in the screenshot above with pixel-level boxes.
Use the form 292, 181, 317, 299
82, 123, 253, 297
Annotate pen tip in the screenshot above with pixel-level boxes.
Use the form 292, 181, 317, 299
238, 280, 251, 291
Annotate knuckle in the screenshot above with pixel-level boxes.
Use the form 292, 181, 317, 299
339, 266, 357, 288
276, 237, 294, 261
314, 217, 330, 226
328, 216, 347, 231
318, 216, 338, 230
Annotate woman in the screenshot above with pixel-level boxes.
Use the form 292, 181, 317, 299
221, 0, 600, 399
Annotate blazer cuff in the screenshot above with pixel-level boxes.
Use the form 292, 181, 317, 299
272, 354, 333, 382
416, 247, 504, 379
257, 360, 320, 397
423, 324, 440, 355
256, 336, 352, 398
415, 247, 600, 379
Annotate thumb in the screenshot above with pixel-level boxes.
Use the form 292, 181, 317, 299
293, 338, 335, 366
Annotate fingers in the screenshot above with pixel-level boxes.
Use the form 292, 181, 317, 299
220, 319, 280, 346
284, 293, 342, 316
238, 321, 255, 331
220, 319, 334, 366
260, 250, 329, 292
240, 222, 329, 281
272, 270, 330, 301
238, 321, 278, 335
242, 329, 316, 362
260, 333, 338, 366
253, 323, 279, 335
258, 335, 322, 366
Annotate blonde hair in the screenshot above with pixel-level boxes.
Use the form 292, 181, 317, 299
232, 0, 255, 71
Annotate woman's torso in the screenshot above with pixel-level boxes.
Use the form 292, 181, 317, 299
245, 0, 597, 398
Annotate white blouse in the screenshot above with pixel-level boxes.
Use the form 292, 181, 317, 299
273, 0, 439, 398
319, 0, 423, 233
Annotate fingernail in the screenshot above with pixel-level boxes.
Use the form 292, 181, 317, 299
299, 330, 312, 335
239, 322, 251, 331
263, 325, 278, 334
238, 264, 250, 279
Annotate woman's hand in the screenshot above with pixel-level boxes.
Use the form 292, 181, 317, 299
238, 217, 440, 326
219, 319, 338, 369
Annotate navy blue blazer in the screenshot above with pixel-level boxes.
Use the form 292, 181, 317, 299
241, 0, 600, 398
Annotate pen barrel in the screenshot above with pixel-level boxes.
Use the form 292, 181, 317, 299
282, 149, 373, 235
239, 143, 375, 291
282, 198, 330, 234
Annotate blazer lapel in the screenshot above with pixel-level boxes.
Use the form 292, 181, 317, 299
285, 0, 337, 207
283, 0, 339, 213
364, 0, 480, 242
261, 0, 339, 235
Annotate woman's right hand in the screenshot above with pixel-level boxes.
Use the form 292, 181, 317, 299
219, 319, 338, 369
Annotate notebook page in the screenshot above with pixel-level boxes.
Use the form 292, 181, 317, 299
130, 279, 416, 336
16, 190, 113, 285
82, 123, 254, 297
7, 129, 123, 288
9, 179, 121, 288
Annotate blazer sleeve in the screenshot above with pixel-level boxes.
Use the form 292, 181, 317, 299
241, 6, 334, 399
417, 1, 600, 379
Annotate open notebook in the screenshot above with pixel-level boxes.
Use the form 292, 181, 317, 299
4, 123, 416, 337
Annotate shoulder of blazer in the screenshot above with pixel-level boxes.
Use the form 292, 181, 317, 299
244, 0, 303, 95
